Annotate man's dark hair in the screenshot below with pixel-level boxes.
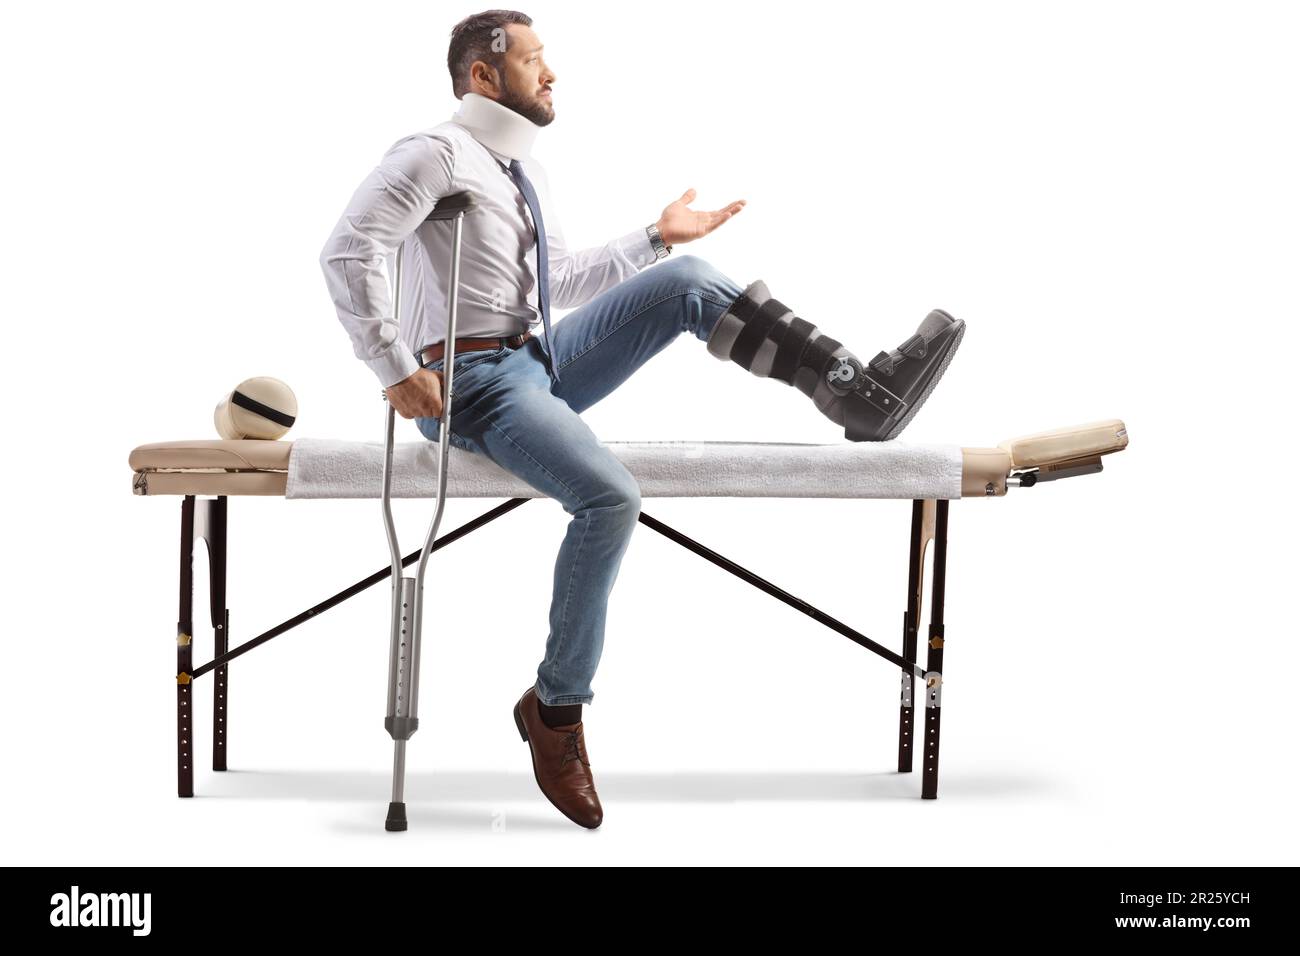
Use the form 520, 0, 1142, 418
447, 10, 532, 100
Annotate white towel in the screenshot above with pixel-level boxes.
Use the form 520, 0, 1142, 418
286, 437, 963, 500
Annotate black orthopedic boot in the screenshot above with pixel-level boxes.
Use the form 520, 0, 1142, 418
705, 280, 966, 441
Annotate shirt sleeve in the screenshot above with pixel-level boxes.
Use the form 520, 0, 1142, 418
318, 134, 457, 389
530, 163, 659, 311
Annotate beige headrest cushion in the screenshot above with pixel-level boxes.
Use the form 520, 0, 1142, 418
214, 377, 298, 440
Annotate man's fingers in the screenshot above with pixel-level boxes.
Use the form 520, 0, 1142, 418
700, 208, 737, 233
678, 187, 696, 205
705, 202, 744, 224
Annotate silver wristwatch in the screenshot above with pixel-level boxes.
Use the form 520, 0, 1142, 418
646, 222, 672, 260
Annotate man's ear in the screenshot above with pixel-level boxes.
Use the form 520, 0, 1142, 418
470, 60, 502, 97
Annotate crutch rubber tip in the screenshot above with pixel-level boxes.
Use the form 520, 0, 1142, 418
385, 801, 408, 831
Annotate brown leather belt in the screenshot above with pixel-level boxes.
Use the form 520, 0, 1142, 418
418, 330, 533, 368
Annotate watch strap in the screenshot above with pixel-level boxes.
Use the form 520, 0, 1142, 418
646, 223, 672, 259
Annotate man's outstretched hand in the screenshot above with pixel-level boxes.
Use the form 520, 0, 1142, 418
656, 188, 746, 247
385, 368, 445, 420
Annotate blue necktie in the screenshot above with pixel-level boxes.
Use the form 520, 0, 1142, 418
507, 158, 560, 384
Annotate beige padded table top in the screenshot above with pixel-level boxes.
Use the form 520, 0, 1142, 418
129, 419, 1127, 500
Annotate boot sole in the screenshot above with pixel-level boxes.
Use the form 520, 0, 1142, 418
513, 696, 603, 830
879, 318, 966, 441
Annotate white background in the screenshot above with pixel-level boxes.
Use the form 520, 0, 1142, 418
3, 0, 1297, 865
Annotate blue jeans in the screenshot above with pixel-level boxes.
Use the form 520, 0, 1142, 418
415, 255, 745, 706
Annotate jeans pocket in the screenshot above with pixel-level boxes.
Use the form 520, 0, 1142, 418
418, 346, 508, 439
424, 344, 509, 397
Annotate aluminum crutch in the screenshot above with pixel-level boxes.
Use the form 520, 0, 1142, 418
380, 191, 477, 832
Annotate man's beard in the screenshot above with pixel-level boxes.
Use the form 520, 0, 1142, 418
497, 71, 554, 127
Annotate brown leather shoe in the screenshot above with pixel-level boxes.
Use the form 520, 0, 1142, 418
513, 686, 603, 829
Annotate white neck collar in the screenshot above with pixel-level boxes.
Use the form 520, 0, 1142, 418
450, 92, 541, 163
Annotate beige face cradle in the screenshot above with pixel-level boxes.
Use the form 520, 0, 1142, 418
128, 417, 1129, 812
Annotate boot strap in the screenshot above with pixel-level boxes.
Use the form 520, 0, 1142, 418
869, 333, 928, 376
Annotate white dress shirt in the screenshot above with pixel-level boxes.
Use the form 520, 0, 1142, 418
318, 92, 660, 389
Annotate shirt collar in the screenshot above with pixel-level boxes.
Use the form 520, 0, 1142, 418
450, 92, 541, 165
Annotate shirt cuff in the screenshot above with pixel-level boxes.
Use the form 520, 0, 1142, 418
617, 225, 660, 270
366, 343, 422, 390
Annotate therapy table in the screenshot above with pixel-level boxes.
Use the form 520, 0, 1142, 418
128, 418, 1128, 804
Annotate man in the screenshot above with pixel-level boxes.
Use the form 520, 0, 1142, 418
318, 9, 965, 830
